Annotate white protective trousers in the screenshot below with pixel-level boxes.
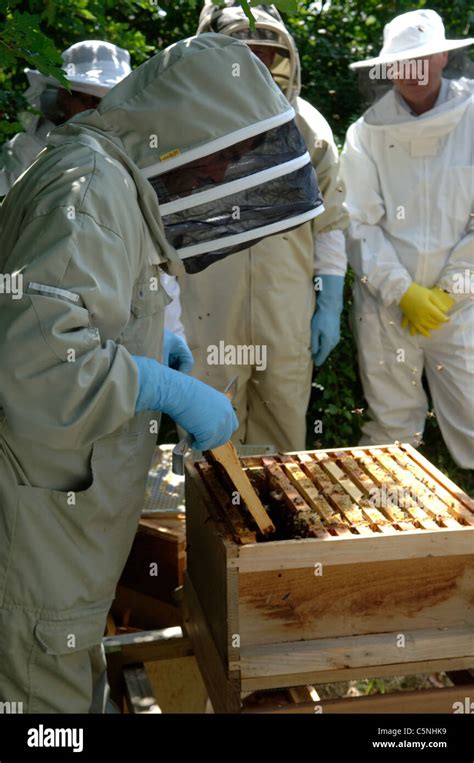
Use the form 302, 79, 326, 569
351, 284, 473, 468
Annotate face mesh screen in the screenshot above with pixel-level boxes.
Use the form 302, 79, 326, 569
148, 119, 323, 273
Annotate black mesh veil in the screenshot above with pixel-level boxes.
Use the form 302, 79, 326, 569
146, 117, 324, 273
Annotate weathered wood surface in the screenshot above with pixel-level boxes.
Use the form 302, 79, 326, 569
196, 444, 472, 540
207, 441, 275, 535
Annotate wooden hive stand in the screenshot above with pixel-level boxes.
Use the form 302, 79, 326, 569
183, 444, 474, 713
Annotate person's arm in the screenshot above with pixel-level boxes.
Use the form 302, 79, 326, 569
0, 207, 140, 449
0, 203, 237, 451
307, 125, 347, 365
340, 121, 412, 306
311, 134, 348, 277
436, 221, 474, 304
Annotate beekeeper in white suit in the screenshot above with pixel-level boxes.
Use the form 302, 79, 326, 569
341, 9, 474, 469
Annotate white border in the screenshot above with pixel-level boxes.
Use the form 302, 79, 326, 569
142, 107, 295, 178
159, 152, 311, 216
176, 204, 325, 259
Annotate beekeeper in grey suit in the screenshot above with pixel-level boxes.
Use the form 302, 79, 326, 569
0, 34, 323, 712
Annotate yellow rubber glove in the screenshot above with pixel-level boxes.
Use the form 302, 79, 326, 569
429, 287, 455, 313
399, 284, 451, 337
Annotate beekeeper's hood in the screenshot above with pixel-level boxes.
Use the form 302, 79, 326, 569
363, 75, 473, 131
48, 33, 323, 273
198, 2, 301, 103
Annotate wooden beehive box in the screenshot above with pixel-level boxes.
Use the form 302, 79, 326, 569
183, 444, 474, 712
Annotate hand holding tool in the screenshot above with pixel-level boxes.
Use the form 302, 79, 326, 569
172, 376, 238, 475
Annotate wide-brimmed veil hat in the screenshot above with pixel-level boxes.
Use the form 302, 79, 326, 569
350, 9, 474, 69
25, 40, 131, 97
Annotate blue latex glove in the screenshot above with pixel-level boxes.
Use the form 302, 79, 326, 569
311, 274, 345, 366
162, 330, 194, 373
132, 355, 238, 451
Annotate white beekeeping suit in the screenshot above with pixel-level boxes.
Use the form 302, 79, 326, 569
341, 10, 474, 469
178, 2, 348, 451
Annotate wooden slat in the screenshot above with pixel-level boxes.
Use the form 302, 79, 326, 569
287, 685, 320, 704
241, 656, 474, 691
349, 450, 421, 531
185, 460, 237, 667
240, 627, 474, 678
299, 454, 339, 493
235, 525, 474, 570
295, 453, 351, 531
307, 455, 374, 535
264, 461, 332, 539
388, 446, 474, 526
197, 462, 257, 545
375, 450, 462, 529
183, 575, 241, 713
314, 454, 399, 535
401, 443, 474, 513
207, 442, 275, 535
280, 457, 352, 537
339, 454, 417, 532
287, 444, 396, 456
300, 456, 372, 534
239, 456, 270, 468
239, 552, 474, 646
369, 449, 445, 530
243, 684, 474, 714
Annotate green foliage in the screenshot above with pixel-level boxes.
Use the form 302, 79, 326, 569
0, 2, 68, 87
306, 268, 369, 449
359, 677, 386, 695
0, 88, 28, 140
2, 1, 471, 139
